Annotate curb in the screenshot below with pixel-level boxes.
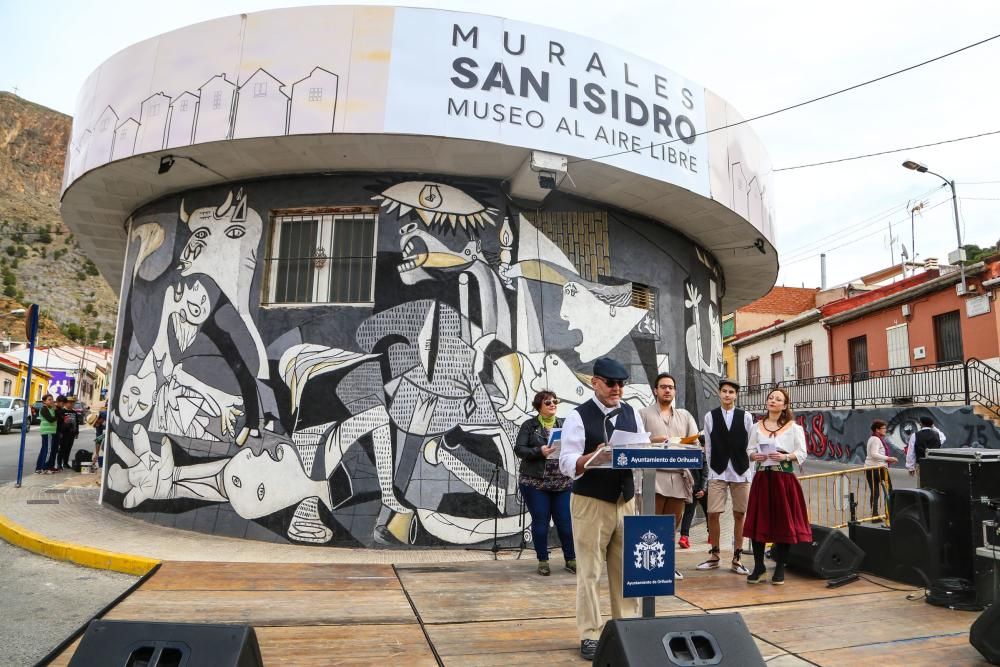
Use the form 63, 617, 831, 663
0, 512, 159, 576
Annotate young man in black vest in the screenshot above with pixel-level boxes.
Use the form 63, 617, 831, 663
697, 379, 754, 575
905, 415, 947, 477
558, 357, 641, 660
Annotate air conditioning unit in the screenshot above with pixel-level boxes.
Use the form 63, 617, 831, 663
901, 304, 911, 317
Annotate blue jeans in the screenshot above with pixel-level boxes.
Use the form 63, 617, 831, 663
520, 484, 575, 562
36, 434, 52, 471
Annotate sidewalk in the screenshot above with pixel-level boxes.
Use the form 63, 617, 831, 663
0, 470, 735, 569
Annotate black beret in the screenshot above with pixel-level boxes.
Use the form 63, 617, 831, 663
719, 378, 740, 391
593, 357, 629, 381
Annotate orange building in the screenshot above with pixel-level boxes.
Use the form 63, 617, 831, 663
822, 257, 1000, 375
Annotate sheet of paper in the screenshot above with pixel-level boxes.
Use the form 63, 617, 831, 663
547, 428, 562, 460
609, 429, 652, 447
757, 439, 780, 467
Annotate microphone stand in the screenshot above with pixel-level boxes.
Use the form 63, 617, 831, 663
466, 462, 526, 560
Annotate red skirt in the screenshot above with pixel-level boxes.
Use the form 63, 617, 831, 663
743, 469, 813, 544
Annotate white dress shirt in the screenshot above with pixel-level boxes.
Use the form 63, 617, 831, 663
559, 397, 640, 480
905, 426, 947, 471
703, 408, 755, 483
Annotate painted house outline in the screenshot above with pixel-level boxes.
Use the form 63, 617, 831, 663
194, 74, 237, 143
288, 66, 339, 135
167, 91, 200, 149
135, 92, 172, 154
233, 68, 290, 139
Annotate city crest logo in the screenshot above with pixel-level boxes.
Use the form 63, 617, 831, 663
633, 529, 666, 572
616, 452, 629, 467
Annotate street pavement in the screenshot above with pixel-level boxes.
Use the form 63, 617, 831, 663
0, 539, 137, 666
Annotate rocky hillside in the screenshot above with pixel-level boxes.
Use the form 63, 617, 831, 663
0, 91, 117, 346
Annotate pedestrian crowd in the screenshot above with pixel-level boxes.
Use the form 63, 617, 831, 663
32, 393, 96, 474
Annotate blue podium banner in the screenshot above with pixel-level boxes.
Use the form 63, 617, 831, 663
612, 447, 703, 469
623, 515, 675, 598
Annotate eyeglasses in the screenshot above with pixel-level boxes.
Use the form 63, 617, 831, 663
542, 399, 561, 406
596, 376, 626, 388
657, 385, 676, 391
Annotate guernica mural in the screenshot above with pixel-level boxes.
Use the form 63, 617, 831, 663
104, 175, 725, 547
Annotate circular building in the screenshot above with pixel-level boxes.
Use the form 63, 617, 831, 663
62, 6, 777, 548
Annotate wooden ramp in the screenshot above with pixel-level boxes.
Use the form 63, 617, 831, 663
49, 560, 989, 665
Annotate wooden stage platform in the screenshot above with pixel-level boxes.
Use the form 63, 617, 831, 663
50, 556, 989, 665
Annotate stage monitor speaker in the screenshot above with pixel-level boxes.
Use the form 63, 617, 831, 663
67, 620, 263, 667
593, 613, 764, 666
785, 524, 864, 579
849, 522, 894, 579
890, 488, 948, 586
970, 603, 1000, 665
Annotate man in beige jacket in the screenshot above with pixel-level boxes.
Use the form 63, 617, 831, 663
638, 372, 699, 581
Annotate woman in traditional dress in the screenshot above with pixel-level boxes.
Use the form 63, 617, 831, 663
864, 419, 897, 519
744, 388, 812, 584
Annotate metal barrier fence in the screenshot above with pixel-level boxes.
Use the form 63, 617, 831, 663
798, 465, 892, 529
742, 357, 1000, 415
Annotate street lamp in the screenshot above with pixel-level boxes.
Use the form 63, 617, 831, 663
902, 160, 967, 294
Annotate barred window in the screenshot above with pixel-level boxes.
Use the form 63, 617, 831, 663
746, 357, 760, 386
264, 208, 377, 305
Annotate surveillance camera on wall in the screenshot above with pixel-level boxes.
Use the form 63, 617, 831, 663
538, 171, 557, 189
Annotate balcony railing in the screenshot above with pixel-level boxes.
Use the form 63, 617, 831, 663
741, 357, 1000, 415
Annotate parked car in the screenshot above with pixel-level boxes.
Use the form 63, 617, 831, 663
0, 396, 29, 434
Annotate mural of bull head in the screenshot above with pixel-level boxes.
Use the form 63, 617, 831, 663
177, 188, 262, 308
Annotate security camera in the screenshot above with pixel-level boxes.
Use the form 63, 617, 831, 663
538, 171, 557, 189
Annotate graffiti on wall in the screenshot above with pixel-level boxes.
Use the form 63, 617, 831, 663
104, 178, 723, 547
795, 406, 1000, 466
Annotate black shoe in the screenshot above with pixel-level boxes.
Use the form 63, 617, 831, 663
771, 563, 786, 585
747, 565, 767, 584
580, 638, 599, 660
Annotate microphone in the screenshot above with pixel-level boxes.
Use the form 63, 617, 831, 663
603, 407, 624, 448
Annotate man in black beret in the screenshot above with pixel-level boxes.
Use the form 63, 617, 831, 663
558, 356, 642, 660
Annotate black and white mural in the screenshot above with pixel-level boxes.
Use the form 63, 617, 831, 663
104, 174, 724, 547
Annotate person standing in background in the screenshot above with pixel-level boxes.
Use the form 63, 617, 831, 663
35, 394, 57, 474
514, 390, 575, 577
698, 379, 754, 576
864, 420, 897, 519
58, 396, 80, 471
639, 372, 698, 581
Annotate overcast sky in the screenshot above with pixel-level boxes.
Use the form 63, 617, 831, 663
2, 0, 998, 291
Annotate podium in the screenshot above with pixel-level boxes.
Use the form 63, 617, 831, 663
597, 444, 704, 617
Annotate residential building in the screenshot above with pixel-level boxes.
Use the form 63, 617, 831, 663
722, 286, 819, 384
823, 257, 1000, 376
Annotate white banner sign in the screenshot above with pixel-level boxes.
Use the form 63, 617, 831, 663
384, 9, 710, 196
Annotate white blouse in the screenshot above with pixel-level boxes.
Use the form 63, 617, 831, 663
864, 436, 892, 467
747, 423, 808, 465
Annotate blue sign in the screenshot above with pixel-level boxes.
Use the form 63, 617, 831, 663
613, 447, 703, 469
623, 515, 675, 598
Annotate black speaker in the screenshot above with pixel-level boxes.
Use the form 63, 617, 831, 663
785, 524, 864, 579
890, 488, 948, 587
593, 613, 764, 666
970, 604, 1000, 665
849, 522, 893, 578
68, 620, 263, 667
921, 453, 1000, 582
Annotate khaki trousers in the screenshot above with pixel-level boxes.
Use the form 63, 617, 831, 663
571, 493, 641, 640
